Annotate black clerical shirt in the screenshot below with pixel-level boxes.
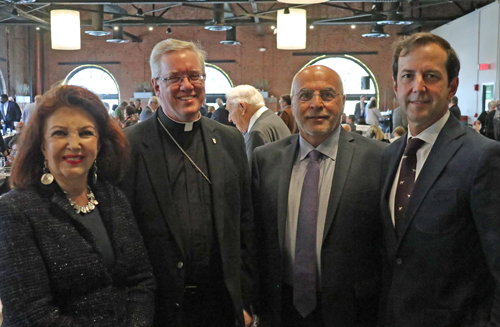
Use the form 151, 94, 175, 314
157, 109, 221, 286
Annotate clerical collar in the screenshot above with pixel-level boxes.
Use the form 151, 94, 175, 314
157, 107, 202, 133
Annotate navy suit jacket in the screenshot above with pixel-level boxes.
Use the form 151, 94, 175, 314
379, 115, 500, 327
252, 128, 386, 326
1, 101, 21, 131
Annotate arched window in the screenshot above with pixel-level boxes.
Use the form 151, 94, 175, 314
63, 65, 120, 110
205, 64, 233, 106
304, 56, 379, 116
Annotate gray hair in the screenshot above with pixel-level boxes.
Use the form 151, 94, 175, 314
226, 85, 265, 109
150, 39, 207, 79
148, 96, 159, 106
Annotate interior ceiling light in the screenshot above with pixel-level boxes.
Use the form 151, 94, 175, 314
4, 0, 36, 3
278, 0, 327, 4
51, 9, 81, 50
351, 25, 356, 29
166, 27, 172, 34
85, 5, 110, 37
149, 27, 153, 31
206, 4, 232, 31
259, 48, 266, 51
284, 6, 290, 14
11, 8, 18, 16
137, 8, 144, 16
362, 24, 390, 38
277, 8, 306, 50
107, 27, 129, 43
221, 27, 240, 45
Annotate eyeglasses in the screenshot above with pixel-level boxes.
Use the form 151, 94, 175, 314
156, 73, 206, 86
292, 89, 338, 103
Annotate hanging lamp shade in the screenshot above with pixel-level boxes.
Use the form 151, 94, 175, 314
277, 8, 306, 50
278, 0, 327, 5
51, 10, 81, 50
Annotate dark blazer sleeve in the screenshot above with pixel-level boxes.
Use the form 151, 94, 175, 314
245, 130, 267, 164
112, 187, 156, 326
471, 142, 500, 325
0, 196, 83, 326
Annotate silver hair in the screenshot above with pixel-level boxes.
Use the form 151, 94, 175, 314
148, 96, 159, 106
150, 39, 207, 79
226, 85, 265, 109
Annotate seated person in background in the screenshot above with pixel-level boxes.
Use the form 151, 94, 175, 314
0, 84, 155, 326
5, 121, 24, 149
365, 97, 383, 126
390, 126, 407, 143
346, 114, 356, 131
139, 96, 159, 122
366, 124, 388, 143
123, 105, 139, 128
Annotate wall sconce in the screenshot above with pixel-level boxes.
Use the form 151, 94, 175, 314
51, 10, 81, 50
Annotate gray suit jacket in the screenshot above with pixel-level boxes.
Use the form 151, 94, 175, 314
251, 128, 386, 326
245, 109, 291, 163
392, 107, 408, 130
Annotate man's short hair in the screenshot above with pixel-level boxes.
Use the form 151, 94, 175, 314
360, 95, 366, 100
280, 94, 291, 106
393, 126, 407, 137
135, 99, 141, 103
348, 114, 356, 122
392, 32, 460, 86
226, 85, 265, 110
148, 96, 159, 106
150, 39, 207, 79
488, 101, 496, 110
216, 98, 223, 105
1, 94, 8, 100
450, 96, 458, 105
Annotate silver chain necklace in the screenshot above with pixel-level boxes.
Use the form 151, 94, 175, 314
65, 186, 99, 214
157, 117, 212, 185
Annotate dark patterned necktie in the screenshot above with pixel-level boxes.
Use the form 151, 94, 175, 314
294, 150, 322, 317
394, 138, 425, 238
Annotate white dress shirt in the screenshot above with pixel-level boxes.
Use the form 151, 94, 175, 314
389, 111, 450, 225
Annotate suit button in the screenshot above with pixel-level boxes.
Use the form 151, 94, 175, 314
177, 262, 184, 269
175, 303, 180, 308
277, 284, 280, 288
396, 258, 403, 265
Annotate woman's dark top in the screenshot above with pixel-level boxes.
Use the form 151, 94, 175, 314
74, 207, 115, 269
0, 179, 155, 327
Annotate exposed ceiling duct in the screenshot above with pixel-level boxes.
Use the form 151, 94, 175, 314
85, 5, 110, 36
221, 27, 240, 45
205, 4, 232, 31
377, 2, 413, 25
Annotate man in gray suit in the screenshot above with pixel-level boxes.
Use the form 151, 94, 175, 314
251, 65, 385, 327
392, 106, 408, 131
226, 85, 290, 163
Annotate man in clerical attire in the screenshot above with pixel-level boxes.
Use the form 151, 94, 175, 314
121, 39, 257, 327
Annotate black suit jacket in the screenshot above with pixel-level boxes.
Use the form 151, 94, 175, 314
0, 180, 155, 326
354, 101, 366, 123
1, 100, 21, 131
121, 112, 256, 326
211, 105, 235, 127
379, 115, 500, 327
251, 128, 386, 326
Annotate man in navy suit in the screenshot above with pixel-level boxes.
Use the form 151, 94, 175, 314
379, 32, 500, 327
0, 94, 21, 134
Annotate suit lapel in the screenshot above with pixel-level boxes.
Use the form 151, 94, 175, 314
201, 119, 226, 246
278, 136, 299, 250
141, 117, 185, 257
398, 117, 466, 242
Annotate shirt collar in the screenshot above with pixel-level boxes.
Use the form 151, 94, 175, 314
407, 110, 450, 146
298, 126, 341, 161
158, 106, 202, 133
248, 106, 268, 133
